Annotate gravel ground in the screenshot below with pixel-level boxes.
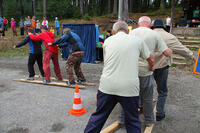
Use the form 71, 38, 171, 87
0, 57, 200, 133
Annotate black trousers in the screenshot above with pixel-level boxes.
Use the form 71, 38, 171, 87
20, 27, 24, 35
28, 53, 44, 77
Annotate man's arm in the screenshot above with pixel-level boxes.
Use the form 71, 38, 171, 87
146, 54, 155, 71
168, 37, 194, 59
156, 33, 173, 57
140, 40, 155, 71
162, 48, 173, 57
52, 34, 68, 45
14, 36, 29, 48
29, 34, 42, 41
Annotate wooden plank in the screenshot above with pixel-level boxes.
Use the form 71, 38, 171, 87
184, 45, 200, 48
13, 79, 85, 88
34, 75, 96, 86
172, 56, 185, 60
100, 121, 121, 133
144, 101, 157, 133
180, 40, 200, 43
172, 62, 187, 65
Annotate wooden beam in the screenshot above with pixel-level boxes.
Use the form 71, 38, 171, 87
100, 121, 121, 133
34, 75, 96, 86
144, 101, 157, 133
172, 62, 187, 65
13, 79, 85, 88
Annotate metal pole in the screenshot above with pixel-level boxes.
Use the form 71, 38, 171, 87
118, 0, 123, 20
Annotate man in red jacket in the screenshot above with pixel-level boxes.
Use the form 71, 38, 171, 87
29, 26, 63, 83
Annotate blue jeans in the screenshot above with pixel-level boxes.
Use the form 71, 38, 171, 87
84, 90, 141, 133
153, 66, 169, 117
56, 27, 60, 35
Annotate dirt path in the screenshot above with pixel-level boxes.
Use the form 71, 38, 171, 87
0, 57, 200, 133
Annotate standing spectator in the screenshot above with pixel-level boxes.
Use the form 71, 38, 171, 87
165, 16, 171, 32
10, 18, 17, 36
152, 19, 194, 121
193, 6, 200, 20
49, 25, 55, 34
19, 18, 24, 36
28, 26, 63, 83
35, 20, 41, 33
3, 17, 8, 31
54, 17, 60, 35
128, 16, 172, 126
13, 28, 44, 80
30, 16, 36, 33
0, 17, 3, 36
42, 17, 48, 28
24, 17, 31, 34
0, 16, 3, 28
49, 28, 86, 85
84, 21, 154, 133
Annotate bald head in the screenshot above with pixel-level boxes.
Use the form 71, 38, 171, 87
112, 21, 129, 34
138, 16, 152, 28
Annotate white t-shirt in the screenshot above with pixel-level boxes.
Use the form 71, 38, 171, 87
130, 27, 168, 77
99, 32, 150, 97
166, 17, 171, 26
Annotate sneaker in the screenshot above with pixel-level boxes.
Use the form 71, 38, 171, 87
43, 80, 51, 84
66, 81, 75, 86
156, 114, 165, 121
25, 77, 34, 81
55, 77, 63, 81
77, 79, 86, 83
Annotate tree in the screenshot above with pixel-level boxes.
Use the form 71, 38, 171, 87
80, 0, 84, 16
118, 0, 129, 21
0, 0, 3, 17
113, 0, 118, 15
43, 0, 46, 17
32, 0, 36, 16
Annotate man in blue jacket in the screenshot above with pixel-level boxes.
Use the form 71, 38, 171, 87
48, 28, 85, 85
14, 28, 44, 80
54, 17, 60, 35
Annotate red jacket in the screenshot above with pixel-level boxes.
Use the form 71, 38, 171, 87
3, 18, 8, 25
29, 31, 58, 54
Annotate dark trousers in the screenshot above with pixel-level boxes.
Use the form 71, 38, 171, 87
43, 50, 63, 80
28, 53, 44, 77
65, 52, 85, 82
84, 90, 141, 133
20, 27, 24, 36
153, 66, 169, 117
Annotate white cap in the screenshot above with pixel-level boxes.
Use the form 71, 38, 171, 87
55, 17, 58, 20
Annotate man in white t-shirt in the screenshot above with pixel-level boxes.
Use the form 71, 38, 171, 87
165, 16, 171, 32
84, 21, 154, 133
129, 16, 172, 126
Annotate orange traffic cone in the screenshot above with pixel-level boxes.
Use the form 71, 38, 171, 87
68, 86, 87, 116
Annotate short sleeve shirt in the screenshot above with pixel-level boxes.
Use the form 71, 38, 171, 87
99, 32, 150, 97
130, 27, 168, 77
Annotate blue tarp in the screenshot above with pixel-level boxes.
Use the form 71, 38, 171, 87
62, 23, 96, 63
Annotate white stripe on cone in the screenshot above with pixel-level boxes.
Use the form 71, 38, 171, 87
73, 104, 82, 110
74, 93, 80, 98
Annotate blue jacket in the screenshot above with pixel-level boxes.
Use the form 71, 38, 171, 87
53, 31, 85, 53
16, 36, 43, 54
0, 17, 3, 28
55, 20, 60, 28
